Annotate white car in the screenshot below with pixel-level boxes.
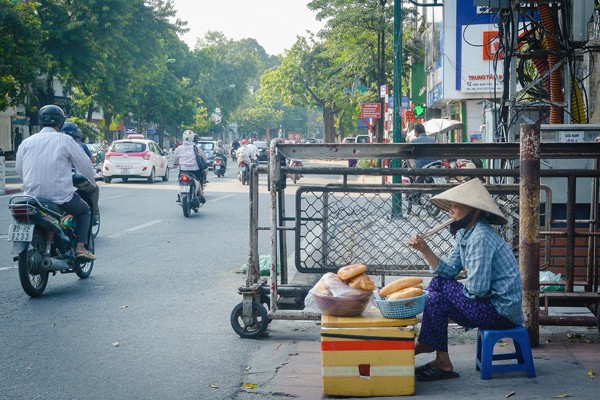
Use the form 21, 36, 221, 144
102, 138, 169, 183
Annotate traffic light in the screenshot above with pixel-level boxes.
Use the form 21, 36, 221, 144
414, 104, 426, 119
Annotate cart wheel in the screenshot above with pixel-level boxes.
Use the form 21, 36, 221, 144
230, 300, 269, 339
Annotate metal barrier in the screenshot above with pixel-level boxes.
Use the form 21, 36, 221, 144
230, 138, 600, 340
0, 156, 5, 195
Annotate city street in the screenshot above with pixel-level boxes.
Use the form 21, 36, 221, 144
0, 168, 275, 399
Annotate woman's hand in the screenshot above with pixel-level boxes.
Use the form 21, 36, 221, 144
408, 235, 430, 254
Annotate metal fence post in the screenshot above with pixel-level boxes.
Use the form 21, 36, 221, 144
0, 156, 6, 195
519, 123, 540, 347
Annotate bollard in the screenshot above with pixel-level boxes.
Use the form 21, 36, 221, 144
519, 124, 540, 347
0, 156, 6, 196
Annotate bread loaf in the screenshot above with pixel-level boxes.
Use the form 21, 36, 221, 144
386, 287, 423, 300
337, 264, 367, 281
379, 277, 423, 297
348, 273, 375, 291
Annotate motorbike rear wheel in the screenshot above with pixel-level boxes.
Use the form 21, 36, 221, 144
182, 191, 192, 217
91, 212, 100, 238
18, 230, 49, 297
76, 234, 94, 279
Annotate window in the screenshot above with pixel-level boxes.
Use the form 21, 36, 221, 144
112, 142, 146, 153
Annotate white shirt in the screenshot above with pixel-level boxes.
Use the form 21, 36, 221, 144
247, 143, 259, 160
236, 145, 252, 164
173, 141, 208, 171
16, 127, 97, 204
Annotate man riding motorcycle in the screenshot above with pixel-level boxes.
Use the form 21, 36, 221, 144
174, 130, 208, 204
15, 105, 97, 260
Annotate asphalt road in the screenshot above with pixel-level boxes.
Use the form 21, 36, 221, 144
0, 167, 276, 399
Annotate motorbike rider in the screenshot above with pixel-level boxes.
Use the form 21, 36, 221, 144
15, 105, 97, 260
174, 130, 208, 204
247, 139, 260, 164
215, 140, 227, 167
61, 121, 100, 224
235, 139, 252, 166
410, 123, 437, 168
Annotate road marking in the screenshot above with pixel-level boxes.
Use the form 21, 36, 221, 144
209, 194, 234, 202
107, 219, 163, 238
103, 194, 130, 200
0, 266, 17, 272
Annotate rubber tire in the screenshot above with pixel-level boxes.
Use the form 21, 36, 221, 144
122, 177, 129, 183
18, 230, 49, 297
230, 300, 269, 339
182, 192, 191, 217
104, 176, 112, 184
162, 167, 169, 182
76, 234, 94, 279
147, 168, 155, 183
91, 213, 100, 238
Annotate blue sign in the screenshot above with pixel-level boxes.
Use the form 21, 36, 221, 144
388, 97, 394, 110
357, 119, 369, 129
401, 96, 409, 109
148, 129, 156, 134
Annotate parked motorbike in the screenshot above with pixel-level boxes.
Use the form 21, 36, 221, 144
402, 160, 451, 217
238, 160, 249, 185
7, 174, 96, 297
178, 171, 203, 217
213, 153, 227, 178
287, 159, 303, 184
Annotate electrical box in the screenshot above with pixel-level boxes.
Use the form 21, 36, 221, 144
571, 0, 595, 43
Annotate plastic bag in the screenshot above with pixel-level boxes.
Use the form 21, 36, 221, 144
539, 271, 565, 292
305, 273, 373, 316
240, 255, 280, 276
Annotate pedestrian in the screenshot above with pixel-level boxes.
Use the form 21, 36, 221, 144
408, 178, 523, 381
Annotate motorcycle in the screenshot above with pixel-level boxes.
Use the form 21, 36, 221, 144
213, 153, 227, 178
287, 159, 303, 184
178, 171, 203, 217
230, 147, 238, 162
7, 174, 96, 297
238, 160, 249, 185
402, 160, 451, 217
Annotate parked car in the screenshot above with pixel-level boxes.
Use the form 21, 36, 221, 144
253, 141, 270, 162
342, 137, 356, 144
102, 138, 169, 183
355, 134, 370, 143
197, 140, 220, 169
303, 138, 317, 144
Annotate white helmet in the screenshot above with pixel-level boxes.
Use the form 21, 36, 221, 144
182, 130, 194, 142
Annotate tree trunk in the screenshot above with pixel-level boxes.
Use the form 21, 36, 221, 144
322, 106, 336, 143
103, 111, 112, 142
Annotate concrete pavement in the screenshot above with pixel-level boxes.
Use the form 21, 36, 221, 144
237, 317, 599, 399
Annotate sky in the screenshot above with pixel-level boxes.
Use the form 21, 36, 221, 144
171, 0, 326, 55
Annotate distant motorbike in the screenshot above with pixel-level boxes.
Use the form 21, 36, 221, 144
230, 148, 238, 162
7, 174, 96, 297
238, 160, 249, 185
287, 159, 303, 184
178, 171, 203, 217
213, 153, 227, 178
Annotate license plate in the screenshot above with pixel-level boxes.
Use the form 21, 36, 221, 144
8, 224, 34, 242
433, 177, 447, 184
214, 165, 221, 170
238, 166, 245, 171
179, 186, 190, 193
121, 168, 130, 175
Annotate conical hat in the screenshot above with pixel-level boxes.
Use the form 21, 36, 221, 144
429, 179, 507, 225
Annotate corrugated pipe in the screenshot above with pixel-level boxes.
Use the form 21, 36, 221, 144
539, 4, 564, 124
571, 78, 588, 123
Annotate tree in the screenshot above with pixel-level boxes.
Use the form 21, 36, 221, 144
0, 0, 41, 111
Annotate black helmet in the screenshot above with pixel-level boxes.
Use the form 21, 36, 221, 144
61, 121, 82, 139
38, 105, 66, 127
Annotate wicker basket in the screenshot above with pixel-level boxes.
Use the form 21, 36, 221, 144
373, 290, 429, 319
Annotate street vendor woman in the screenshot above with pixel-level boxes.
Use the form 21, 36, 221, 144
408, 178, 523, 381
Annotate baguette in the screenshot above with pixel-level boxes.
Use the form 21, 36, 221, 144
386, 287, 423, 300
337, 264, 367, 281
348, 273, 375, 291
379, 277, 423, 297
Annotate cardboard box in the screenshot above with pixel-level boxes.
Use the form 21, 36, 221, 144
321, 311, 417, 397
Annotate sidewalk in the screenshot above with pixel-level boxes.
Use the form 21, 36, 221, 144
237, 317, 600, 399
0, 182, 21, 196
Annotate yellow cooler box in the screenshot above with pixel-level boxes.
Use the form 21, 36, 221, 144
321, 311, 417, 397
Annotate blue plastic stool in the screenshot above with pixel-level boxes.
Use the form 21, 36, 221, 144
476, 326, 536, 380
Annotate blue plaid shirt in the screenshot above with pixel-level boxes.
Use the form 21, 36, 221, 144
432, 219, 524, 325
